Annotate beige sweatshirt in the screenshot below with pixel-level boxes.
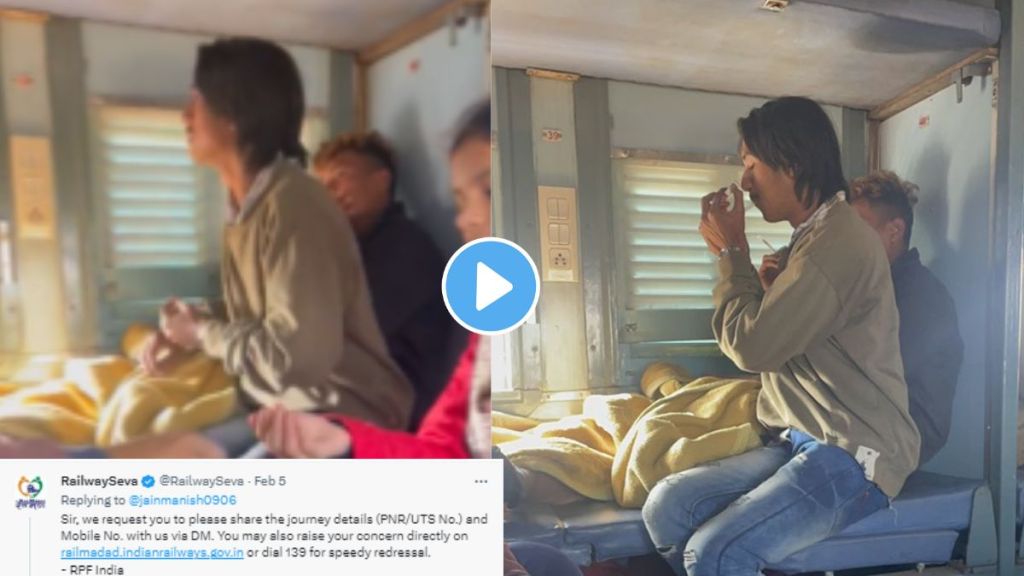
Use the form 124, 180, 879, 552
200, 159, 412, 430
712, 199, 920, 497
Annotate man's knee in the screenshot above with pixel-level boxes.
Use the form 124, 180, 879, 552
684, 525, 760, 576
643, 473, 684, 537
684, 524, 716, 576
643, 474, 702, 543
642, 480, 671, 538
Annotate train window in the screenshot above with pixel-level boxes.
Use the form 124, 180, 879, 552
614, 157, 790, 311
87, 103, 326, 349
94, 105, 212, 269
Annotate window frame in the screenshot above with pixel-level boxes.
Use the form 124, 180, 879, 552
611, 148, 791, 346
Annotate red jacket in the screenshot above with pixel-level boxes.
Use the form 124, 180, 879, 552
329, 334, 479, 458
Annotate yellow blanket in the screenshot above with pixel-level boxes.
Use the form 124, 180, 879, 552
496, 362, 764, 508
497, 393, 651, 502
0, 326, 237, 446
612, 376, 763, 507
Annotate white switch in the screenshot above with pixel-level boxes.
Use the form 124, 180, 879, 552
537, 186, 578, 282
557, 224, 570, 246
548, 224, 561, 245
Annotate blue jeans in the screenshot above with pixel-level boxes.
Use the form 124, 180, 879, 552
642, 432, 888, 576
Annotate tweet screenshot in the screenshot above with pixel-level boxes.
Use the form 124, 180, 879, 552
0, 0, 505, 573
0, 460, 500, 575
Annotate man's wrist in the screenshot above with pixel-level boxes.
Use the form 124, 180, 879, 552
717, 245, 748, 259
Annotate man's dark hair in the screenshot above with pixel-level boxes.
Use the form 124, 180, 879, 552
849, 170, 919, 247
451, 100, 490, 155
314, 132, 397, 198
738, 96, 847, 209
194, 38, 307, 172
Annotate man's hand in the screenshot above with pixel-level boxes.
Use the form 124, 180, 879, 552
160, 298, 203, 351
758, 252, 784, 290
700, 184, 748, 256
249, 405, 352, 459
138, 331, 178, 376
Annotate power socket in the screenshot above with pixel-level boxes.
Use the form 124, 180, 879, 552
550, 249, 570, 269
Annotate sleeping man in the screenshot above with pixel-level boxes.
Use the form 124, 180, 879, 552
845, 170, 964, 466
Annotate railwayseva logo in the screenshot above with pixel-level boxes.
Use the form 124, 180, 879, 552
18, 475, 43, 498
15, 475, 46, 511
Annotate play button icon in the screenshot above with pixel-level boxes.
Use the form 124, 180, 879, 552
443, 237, 540, 335
476, 262, 513, 311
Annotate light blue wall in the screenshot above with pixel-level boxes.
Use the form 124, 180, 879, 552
81, 22, 330, 108
879, 79, 994, 480
368, 22, 488, 256
608, 81, 844, 156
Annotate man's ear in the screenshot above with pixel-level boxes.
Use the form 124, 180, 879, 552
374, 168, 394, 195
783, 164, 798, 180
887, 218, 907, 246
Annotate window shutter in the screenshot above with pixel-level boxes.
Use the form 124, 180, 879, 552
617, 158, 791, 311
98, 106, 207, 269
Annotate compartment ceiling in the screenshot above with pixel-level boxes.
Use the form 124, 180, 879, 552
2, 0, 453, 49
492, 0, 1001, 109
